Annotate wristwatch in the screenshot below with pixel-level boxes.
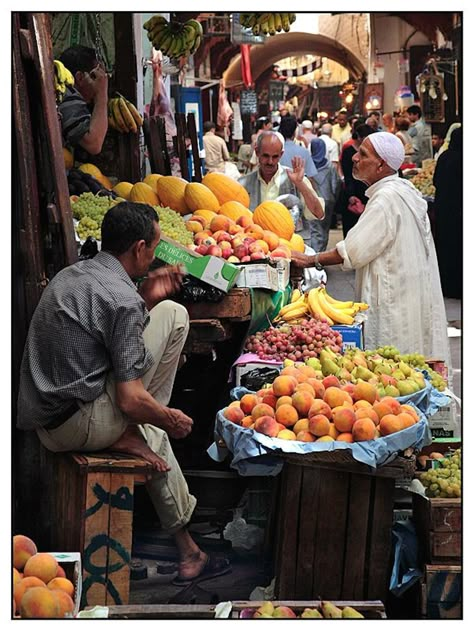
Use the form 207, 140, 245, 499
313, 253, 323, 271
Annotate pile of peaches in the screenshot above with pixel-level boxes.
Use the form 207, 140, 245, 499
222, 363, 420, 443
187, 213, 292, 262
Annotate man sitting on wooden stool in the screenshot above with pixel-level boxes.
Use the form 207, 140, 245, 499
16, 201, 230, 586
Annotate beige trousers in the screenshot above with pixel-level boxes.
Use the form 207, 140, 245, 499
37, 300, 197, 534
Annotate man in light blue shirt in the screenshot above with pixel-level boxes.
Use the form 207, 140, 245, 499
279, 116, 317, 180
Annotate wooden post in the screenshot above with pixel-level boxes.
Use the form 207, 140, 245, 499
175, 112, 189, 180
187, 112, 202, 181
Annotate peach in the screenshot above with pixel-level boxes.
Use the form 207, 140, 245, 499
194, 230, 213, 243
280, 366, 300, 378
307, 378, 326, 399
293, 418, 309, 434
380, 396, 402, 415
276, 395, 293, 408
13, 535, 38, 571
236, 215, 253, 228
270, 245, 291, 259
342, 383, 356, 397
50, 589, 75, 618
14, 577, 46, 612
256, 387, 272, 398
296, 430, 315, 442
255, 239, 270, 254
254, 415, 279, 437
212, 230, 232, 243
223, 406, 245, 424
295, 371, 309, 383
207, 245, 222, 257
19, 586, 60, 619
186, 219, 205, 234
47, 577, 74, 599
273, 375, 298, 397
379, 414, 405, 436
352, 418, 377, 442
24, 553, 58, 585
241, 416, 254, 428
244, 224, 264, 239
261, 392, 278, 408
372, 401, 394, 420
13, 567, 22, 586
316, 435, 335, 443
296, 382, 316, 397
400, 404, 419, 422
240, 393, 259, 415
308, 414, 331, 437
327, 423, 339, 439
322, 375, 341, 389
251, 403, 275, 421
333, 407, 357, 433
189, 214, 207, 228
228, 400, 242, 408
355, 407, 380, 426
275, 422, 286, 432
309, 399, 333, 420
210, 215, 231, 233
262, 230, 280, 251
275, 404, 299, 428
353, 399, 372, 410
277, 429, 297, 440
397, 412, 416, 429
323, 386, 353, 409
337, 432, 354, 443
291, 390, 314, 417
298, 365, 316, 379
353, 381, 377, 404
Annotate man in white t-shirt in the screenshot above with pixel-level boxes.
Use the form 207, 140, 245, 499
319, 123, 339, 168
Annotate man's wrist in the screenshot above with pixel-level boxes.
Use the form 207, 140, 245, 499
313, 253, 323, 270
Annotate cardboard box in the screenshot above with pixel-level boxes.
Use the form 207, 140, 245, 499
428, 400, 459, 438
154, 235, 240, 293
331, 322, 364, 351
235, 258, 290, 291
235, 361, 282, 386
50, 552, 82, 617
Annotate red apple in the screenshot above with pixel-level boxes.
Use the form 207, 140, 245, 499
232, 236, 245, 248
221, 247, 233, 259
218, 240, 232, 250
248, 242, 264, 254
203, 236, 217, 246
195, 244, 209, 255
241, 255, 251, 262
213, 231, 232, 243
233, 244, 248, 259
243, 237, 256, 246
207, 245, 222, 257
237, 216, 253, 228
250, 251, 266, 260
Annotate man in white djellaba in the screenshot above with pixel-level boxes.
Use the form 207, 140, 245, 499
290, 132, 450, 365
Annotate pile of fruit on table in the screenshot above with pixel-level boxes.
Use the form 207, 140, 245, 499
409, 161, 436, 197
13, 535, 76, 619
418, 448, 461, 498
239, 600, 366, 619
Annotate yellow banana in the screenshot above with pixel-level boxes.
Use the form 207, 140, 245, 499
317, 288, 354, 325
289, 13, 297, 23
108, 113, 119, 131
111, 99, 128, 133
277, 295, 305, 317
268, 14, 276, 35
322, 289, 354, 310
354, 301, 369, 311
274, 13, 283, 32
125, 100, 143, 128
247, 14, 258, 28
252, 23, 261, 36
291, 288, 302, 303
307, 288, 334, 325
257, 13, 272, 24
118, 97, 137, 133
281, 304, 309, 321
281, 13, 291, 32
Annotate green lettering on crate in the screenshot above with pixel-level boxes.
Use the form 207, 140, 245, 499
84, 483, 134, 517
81, 572, 123, 606
83, 534, 130, 575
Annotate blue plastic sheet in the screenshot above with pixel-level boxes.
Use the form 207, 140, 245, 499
390, 519, 423, 596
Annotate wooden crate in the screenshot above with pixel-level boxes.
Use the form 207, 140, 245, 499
412, 495, 461, 563
101, 600, 386, 619
272, 460, 397, 602
182, 288, 251, 320
420, 564, 462, 619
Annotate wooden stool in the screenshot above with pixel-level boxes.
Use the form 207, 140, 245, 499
50, 452, 152, 608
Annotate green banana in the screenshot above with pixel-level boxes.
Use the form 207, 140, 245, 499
186, 19, 203, 38
274, 13, 282, 32
252, 23, 261, 35
157, 32, 173, 54
143, 15, 167, 31
183, 24, 196, 46
148, 23, 170, 44
268, 14, 276, 35
189, 34, 201, 55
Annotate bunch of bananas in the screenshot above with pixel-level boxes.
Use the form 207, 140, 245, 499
239, 12, 296, 36
307, 287, 369, 326
273, 289, 310, 323
108, 94, 143, 134
53, 60, 75, 103
143, 15, 203, 59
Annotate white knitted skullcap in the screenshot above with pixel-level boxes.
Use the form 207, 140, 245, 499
368, 132, 405, 171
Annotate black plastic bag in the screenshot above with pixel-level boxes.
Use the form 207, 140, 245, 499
177, 275, 227, 303
241, 367, 281, 391
79, 237, 99, 260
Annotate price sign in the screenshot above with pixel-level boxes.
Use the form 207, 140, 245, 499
240, 90, 258, 114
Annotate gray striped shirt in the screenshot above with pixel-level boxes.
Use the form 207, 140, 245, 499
58, 86, 91, 146
17, 252, 154, 430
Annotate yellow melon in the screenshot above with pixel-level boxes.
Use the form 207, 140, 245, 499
78, 163, 102, 179
156, 176, 188, 215
142, 174, 163, 193
201, 172, 250, 207
129, 182, 160, 205
112, 182, 134, 200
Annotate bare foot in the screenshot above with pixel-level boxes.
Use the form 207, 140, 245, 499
177, 550, 208, 581
109, 426, 170, 472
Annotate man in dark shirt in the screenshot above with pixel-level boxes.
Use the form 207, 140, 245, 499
58, 45, 108, 155
17, 202, 230, 584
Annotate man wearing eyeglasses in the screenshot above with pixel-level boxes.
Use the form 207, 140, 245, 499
58, 45, 109, 155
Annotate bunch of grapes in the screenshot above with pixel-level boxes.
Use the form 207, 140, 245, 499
76, 216, 101, 240
155, 206, 194, 246
419, 449, 461, 498
374, 345, 400, 360
245, 320, 343, 362
370, 346, 448, 391
71, 192, 115, 222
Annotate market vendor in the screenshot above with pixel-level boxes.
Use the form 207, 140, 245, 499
290, 132, 450, 364
238, 131, 325, 220
16, 201, 231, 585
58, 45, 109, 155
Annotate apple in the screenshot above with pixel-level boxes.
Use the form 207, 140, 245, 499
227, 255, 240, 263
233, 244, 248, 259
237, 216, 253, 228
207, 245, 222, 257
250, 251, 266, 260
228, 224, 243, 235
194, 230, 212, 244
213, 230, 232, 243
248, 242, 264, 254
218, 240, 232, 250
232, 236, 245, 248
243, 237, 256, 246
270, 247, 291, 259
240, 255, 251, 262
195, 244, 209, 255
221, 247, 233, 259
203, 236, 217, 246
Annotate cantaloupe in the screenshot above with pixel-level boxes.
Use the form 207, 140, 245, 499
253, 200, 294, 240
201, 172, 250, 207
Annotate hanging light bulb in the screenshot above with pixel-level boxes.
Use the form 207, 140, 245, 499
442, 92, 448, 101
345, 93, 353, 104
366, 101, 372, 110
429, 84, 437, 99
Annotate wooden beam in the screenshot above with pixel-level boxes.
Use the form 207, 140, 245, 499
187, 112, 202, 181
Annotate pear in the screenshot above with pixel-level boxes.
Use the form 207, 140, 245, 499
376, 384, 386, 398
254, 601, 274, 618
314, 371, 324, 380
354, 366, 376, 381
380, 373, 397, 387
397, 380, 414, 396
392, 369, 406, 381
398, 361, 412, 377
338, 368, 352, 382
321, 601, 342, 618
352, 355, 368, 368
385, 384, 400, 397
272, 606, 297, 618
342, 606, 364, 619
321, 358, 341, 377
307, 357, 321, 371
412, 373, 426, 389
405, 379, 420, 393
300, 608, 323, 618
283, 358, 295, 367
342, 357, 355, 372
374, 362, 392, 376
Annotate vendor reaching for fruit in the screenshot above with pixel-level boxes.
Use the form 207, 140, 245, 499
16, 201, 231, 586
238, 131, 325, 220
58, 45, 109, 155
291, 132, 450, 367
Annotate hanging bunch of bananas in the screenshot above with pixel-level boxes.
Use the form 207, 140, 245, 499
273, 289, 310, 323
53, 60, 75, 103
143, 15, 203, 59
108, 93, 143, 134
239, 13, 297, 36
307, 287, 369, 326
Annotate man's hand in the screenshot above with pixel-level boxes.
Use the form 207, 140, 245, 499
287, 156, 305, 185
84, 64, 108, 102
161, 408, 193, 439
348, 196, 365, 215
139, 265, 185, 310
290, 250, 315, 269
